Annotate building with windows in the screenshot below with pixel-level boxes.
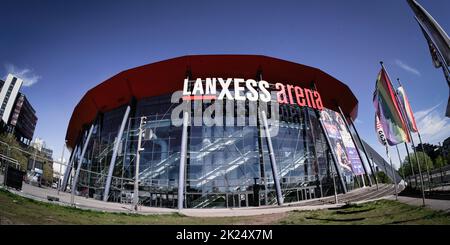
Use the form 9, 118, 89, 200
0, 74, 23, 124
62, 55, 385, 209
8, 92, 38, 144
31, 137, 53, 159
0, 74, 37, 145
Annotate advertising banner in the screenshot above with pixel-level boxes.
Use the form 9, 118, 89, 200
320, 109, 365, 176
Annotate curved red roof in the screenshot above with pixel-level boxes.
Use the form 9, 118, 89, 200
66, 55, 359, 149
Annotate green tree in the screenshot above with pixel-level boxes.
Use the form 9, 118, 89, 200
415, 143, 440, 162
375, 171, 391, 184
398, 151, 433, 177
434, 155, 447, 169
25, 145, 54, 186
0, 133, 54, 186
42, 160, 53, 185
0, 133, 29, 171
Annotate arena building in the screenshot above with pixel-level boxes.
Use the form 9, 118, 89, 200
62, 55, 381, 209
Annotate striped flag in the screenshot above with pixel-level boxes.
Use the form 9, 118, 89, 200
397, 86, 418, 132
373, 67, 410, 146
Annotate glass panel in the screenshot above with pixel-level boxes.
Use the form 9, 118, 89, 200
73, 90, 361, 208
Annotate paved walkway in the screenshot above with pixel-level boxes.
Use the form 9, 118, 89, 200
3, 181, 175, 214
394, 196, 450, 213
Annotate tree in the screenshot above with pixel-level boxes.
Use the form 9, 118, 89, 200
434, 155, 447, 169
398, 151, 433, 177
375, 171, 391, 184
0, 133, 54, 186
25, 145, 54, 187
42, 160, 53, 185
0, 133, 29, 171
415, 143, 440, 162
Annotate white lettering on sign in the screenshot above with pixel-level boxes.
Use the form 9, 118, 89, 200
181, 78, 322, 110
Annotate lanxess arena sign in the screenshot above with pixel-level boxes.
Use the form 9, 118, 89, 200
182, 78, 323, 110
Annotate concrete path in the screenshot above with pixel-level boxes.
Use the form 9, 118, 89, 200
180, 203, 344, 217
394, 196, 450, 213
4, 182, 175, 215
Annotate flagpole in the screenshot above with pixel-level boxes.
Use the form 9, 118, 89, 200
394, 86, 417, 187
349, 118, 378, 188
395, 145, 406, 181
397, 78, 432, 192
400, 91, 427, 206
404, 142, 417, 188
392, 80, 415, 188
385, 145, 398, 200
417, 131, 432, 192
370, 154, 379, 188
380, 61, 425, 206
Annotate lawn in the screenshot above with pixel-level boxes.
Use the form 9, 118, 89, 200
280, 200, 450, 225
1, 189, 449, 225
0, 189, 263, 225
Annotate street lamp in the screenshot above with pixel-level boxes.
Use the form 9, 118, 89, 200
133, 116, 147, 212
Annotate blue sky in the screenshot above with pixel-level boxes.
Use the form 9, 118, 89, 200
1, 0, 449, 168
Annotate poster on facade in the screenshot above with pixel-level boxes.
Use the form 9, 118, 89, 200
320, 109, 364, 176
320, 109, 352, 173
334, 111, 365, 176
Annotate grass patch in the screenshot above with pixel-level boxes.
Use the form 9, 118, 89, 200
1, 189, 449, 225
279, 200, 450, 225
305, 216, 366, 222
0, 189, 263, 225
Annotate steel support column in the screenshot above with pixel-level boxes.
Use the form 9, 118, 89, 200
337, 106, 372, 186
103, 105, 131, 202
60, 145, 78, 191
349, 118, 379, 189
71, 124, 95, 205
305, 107, 323, 196
178, 111, 189, 209
261, 110, 283, 205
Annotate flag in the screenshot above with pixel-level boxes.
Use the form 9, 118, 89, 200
406, 0, 450, 117
407, 0, 450, 82
375, 114, 387, 146
373, 67, 410, 146
397, 86, 418, 132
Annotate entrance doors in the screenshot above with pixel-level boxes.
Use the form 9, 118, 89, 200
226, 193, 249, 208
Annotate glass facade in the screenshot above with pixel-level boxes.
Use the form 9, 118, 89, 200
72, 91, 363, 208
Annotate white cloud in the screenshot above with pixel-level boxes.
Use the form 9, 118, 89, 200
4, 63, 41, 87
414, 103, 450, 144
395, 59, 421, 76
414, 103, 440, 119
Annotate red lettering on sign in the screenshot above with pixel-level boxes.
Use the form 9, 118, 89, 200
276, 83, 322, 110
276, 83, 288, 104
314, 91, 323, 110
294, 87, 305, 107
